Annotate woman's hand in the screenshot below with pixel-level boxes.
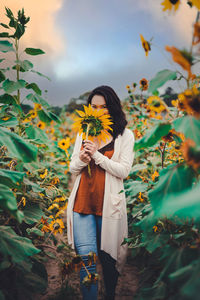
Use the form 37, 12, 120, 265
83, 139, 98, 156
79, 148, 91, 164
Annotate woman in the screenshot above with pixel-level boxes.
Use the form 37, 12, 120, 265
67, 85, 135, 300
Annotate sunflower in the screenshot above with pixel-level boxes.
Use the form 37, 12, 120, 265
58, 137, 70, 150
147, 96, 166, 113
29, 109, 37, 119
181, 139, 200, 170
193, 22, 200, 45
161, 0, 181, 12
188, 0, 200, 9
39, 168, 48, 179
165, 46, 193, 79
34, 103, 42, 111
140, 34, 151, 57
37, 121, 46, 130
152, 171, 159, 181
50, 177, 60, 185
49, 218, 65, 234
72, 104, 113, 144
182, 87, 200, 118
139, 78, 149, 91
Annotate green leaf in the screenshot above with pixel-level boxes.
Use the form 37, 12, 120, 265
148, 69, 177, 94
25, 48, 45, 56
25, 125, 49, 144
23, 178, 45, 193
0, 169, 25, 188
0, 59, 5, 63
23, 204, 44, 225
0, 184, 24, 222
0, 23, 9, 29
0, 70, 6, 83
155, 181, 200, 220
37, 109, 61, 124
149, 164, 195, 213
14, 23, 25, 39
0, 127, 38, 162
134, 122, 171, 151
30, 69, 51, 81
0, 40, 14, 52
26, 93, 50, 108
0, 94, 17, 105
0, 32, 9, 38
0, 225, 40, 263
125, 180, 148, 200
2, 79, 27, 93
173, 116, 200, 146
26, 227, 44, 237
0, 116, 18, 127
12, 59, 34, 72
26, 83, 42, 95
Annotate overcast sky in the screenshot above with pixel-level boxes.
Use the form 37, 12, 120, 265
0, 0, 198, 106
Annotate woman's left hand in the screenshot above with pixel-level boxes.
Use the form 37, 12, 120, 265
83, 139, 98, 156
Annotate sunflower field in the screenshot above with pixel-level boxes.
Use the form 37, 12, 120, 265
0, 1, 200, 300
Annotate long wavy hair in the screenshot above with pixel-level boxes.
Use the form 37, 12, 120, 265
87, 85, 127, 140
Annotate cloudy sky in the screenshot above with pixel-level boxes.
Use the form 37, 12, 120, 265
0, 0, 198, 106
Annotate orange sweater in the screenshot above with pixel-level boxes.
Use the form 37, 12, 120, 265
73, 140, 114, 216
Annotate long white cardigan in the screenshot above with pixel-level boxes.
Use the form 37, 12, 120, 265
66, 128, 135, 274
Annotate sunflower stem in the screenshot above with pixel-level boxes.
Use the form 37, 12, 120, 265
86, 123, 92, 177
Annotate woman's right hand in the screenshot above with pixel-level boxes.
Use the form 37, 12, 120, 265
79, 149, 91, 164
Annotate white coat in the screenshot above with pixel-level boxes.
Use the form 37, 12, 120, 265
66, 127, 135, 273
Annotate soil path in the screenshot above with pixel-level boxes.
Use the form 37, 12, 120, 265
36, 176, 139, 299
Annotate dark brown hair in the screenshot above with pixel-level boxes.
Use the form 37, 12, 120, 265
87, 85, 127, 139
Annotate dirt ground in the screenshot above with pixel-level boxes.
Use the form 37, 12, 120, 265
36, 176, 139, 299
36, 219, 139, 300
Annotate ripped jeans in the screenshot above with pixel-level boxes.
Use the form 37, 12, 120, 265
73, 211, 119, 300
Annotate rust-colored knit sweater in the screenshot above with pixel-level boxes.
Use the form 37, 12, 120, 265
73, 140, 114, 216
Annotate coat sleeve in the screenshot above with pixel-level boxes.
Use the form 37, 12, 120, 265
69, 133, 88, 175
92, 129, 135, 179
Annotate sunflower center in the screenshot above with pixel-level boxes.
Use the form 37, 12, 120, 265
189, 96, 200, 112
170, 0, 179, 4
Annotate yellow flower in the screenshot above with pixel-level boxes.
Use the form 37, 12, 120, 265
50, 177, 60, 185
193, 22, 200, 45
181, 139, 200, 171
139, 78, 149, 91
53, 195, 66, 203
171, 99, 178, 107
39, 168, 48, 179
126, 85, 130, 89
153, 225, 158, 232
161, 0, 181, 12
72, 104, 113, 144
165, 46, 193, 79
49, 218, 65, 234
37, 121, 46, 130
21, 196, 26, 206
138, 192, 144, 202
48, 203, 60, 212
29, 110, 37, 119
58, 137, 70, 150
34, 103, 42, 111
147, 96, 166, 113
152, 171, 159, 181
189, 0, 200, 10
140, 34, 151, 57
2, 116, 10, 121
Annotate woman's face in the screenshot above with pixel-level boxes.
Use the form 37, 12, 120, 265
91, 95, 109, 115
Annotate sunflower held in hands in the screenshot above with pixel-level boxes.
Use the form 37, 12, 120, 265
72, 104, 113, 176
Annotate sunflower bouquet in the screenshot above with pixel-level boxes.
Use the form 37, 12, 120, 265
72, 104, 113, 176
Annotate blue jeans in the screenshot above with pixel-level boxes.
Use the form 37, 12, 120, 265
73, 212, 119, 300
